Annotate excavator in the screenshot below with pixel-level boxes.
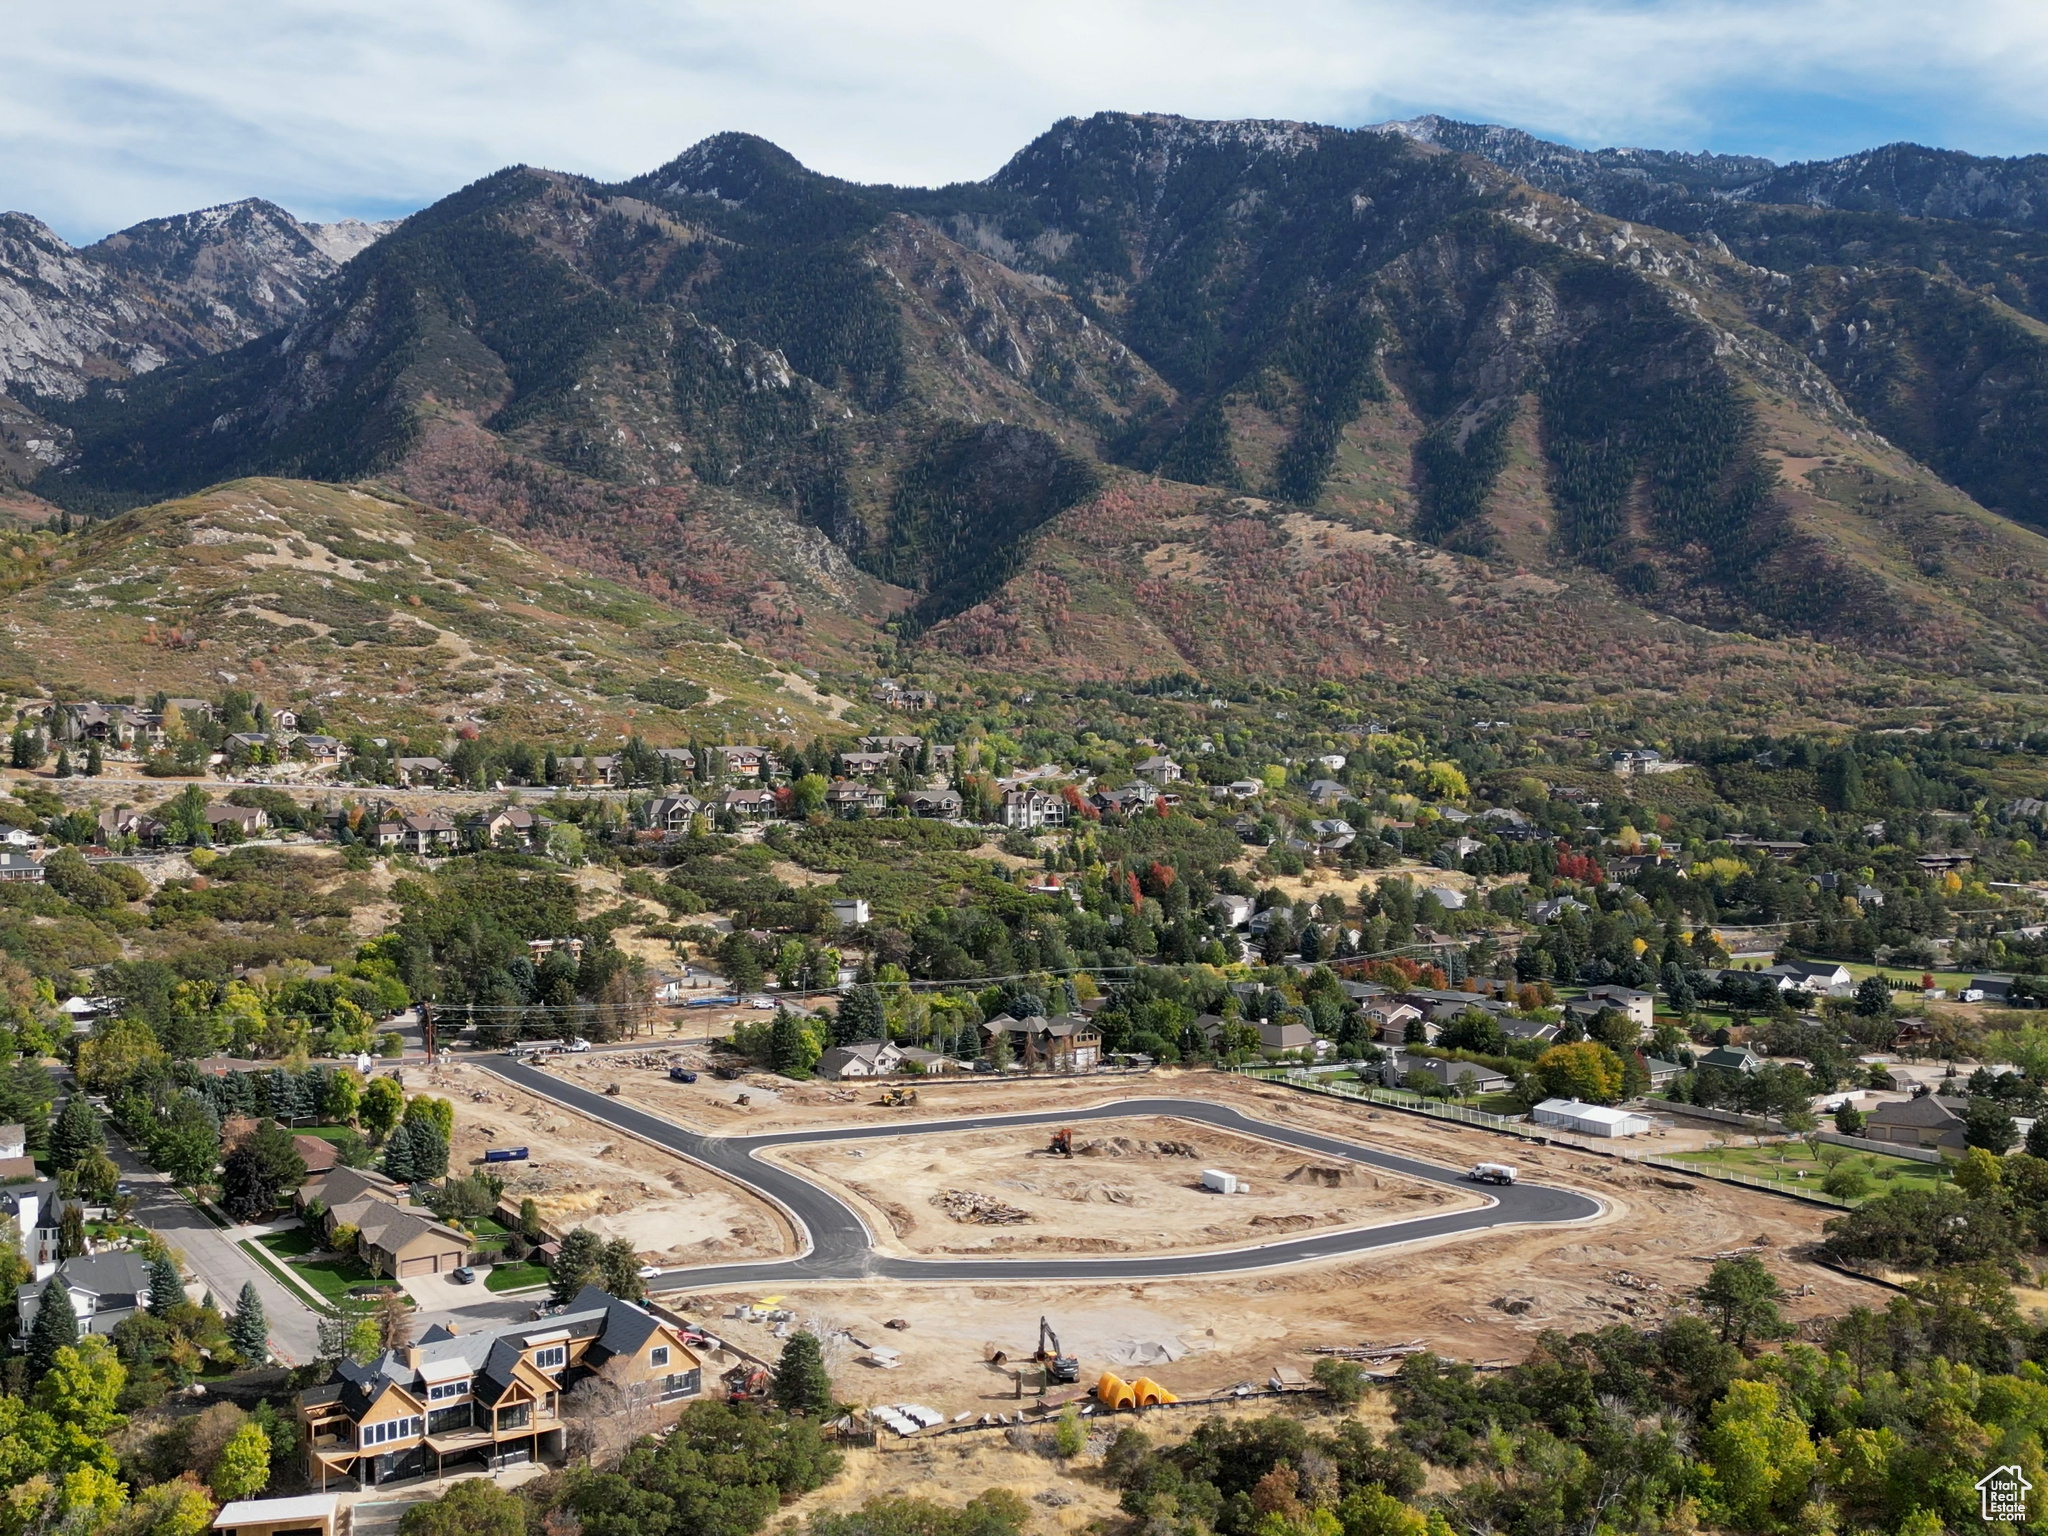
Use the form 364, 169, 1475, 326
1049, 1127, 1074, 1157
1034, 1316, 1080, 1384
881, 1086, 919, 1107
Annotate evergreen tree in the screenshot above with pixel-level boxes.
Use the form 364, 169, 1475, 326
380, 1120, 419, 1183
48, 1095, 104, 1172
832, 984, 885, 1045
549, 1227, 605, 1303
227, 1280, 269, 1363
147, 1253, 185, 1313
27, 1277, 80, 1376
772, 1330, 834, 1416
84, 741, 102, 777
59, 1203, 86, 1261
599, 1237, 644, 1301
54, 747, 72, 779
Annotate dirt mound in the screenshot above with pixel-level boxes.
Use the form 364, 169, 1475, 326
932, 1189, 1033, 1225
1077, 1136, 1200, 1158
1249, 1213, 1319, 1232
1284, 1162, 1375, 1188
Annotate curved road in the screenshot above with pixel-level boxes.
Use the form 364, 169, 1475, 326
479, 1059, 1602, 1291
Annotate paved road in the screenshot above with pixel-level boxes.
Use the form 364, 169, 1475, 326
478, 1060, 1602, 1292
108, 1137, 324, 1365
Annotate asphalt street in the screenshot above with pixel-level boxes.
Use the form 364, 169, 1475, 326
107, 1136, 325, 1365
477, 1059, 1603, 1293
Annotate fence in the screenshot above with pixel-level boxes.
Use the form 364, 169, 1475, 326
1635, 1154, 1855, 1209
1812, 1130, 1945, 1164
1254, 1068, 1530, 1131
1647, 1099, 1785, 1134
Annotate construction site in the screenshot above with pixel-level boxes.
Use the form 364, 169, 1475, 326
484, 1054, 1882, 1423
759, 1114, 1483, 1256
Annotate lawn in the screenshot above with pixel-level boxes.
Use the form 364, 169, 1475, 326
484, 1260, 550, 1293
253, 1230, 380, 1303
1665, 1141, 1951, 1202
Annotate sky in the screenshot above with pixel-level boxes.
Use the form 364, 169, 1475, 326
8, 0, 2048, 243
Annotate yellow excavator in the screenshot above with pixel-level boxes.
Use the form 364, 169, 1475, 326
880, 1086, 919, 1107
1035, 1316, 1080, 1384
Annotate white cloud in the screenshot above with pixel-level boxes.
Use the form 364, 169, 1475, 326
6, 0, 2046, 241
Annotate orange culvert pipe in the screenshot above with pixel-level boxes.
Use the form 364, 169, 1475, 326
1095, 1371, 1137, 1409
1129, 1377, 1178, 1406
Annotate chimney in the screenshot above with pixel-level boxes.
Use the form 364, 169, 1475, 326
404, 1346, 421, 1369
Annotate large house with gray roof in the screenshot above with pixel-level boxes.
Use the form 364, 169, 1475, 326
297, 1285, 703, 1487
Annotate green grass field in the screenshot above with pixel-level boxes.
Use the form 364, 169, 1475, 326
1666, 1141, 1951, 1201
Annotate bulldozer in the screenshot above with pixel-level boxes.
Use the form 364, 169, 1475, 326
880, 1086, 919, 1107
1034, 1316, 1080, 1384
1048, 1128, 1074, 1157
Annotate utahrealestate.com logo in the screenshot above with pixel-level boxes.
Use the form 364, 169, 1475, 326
1977, 1465, 2032, 1523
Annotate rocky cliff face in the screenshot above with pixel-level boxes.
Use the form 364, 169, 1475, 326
0, 198, 396, 402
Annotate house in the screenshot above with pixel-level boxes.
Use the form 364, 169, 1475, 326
1134, 755, 1182, 785
391, 812, 459, 856
1254, 1019, 1314, 1055
716, 746, 771, 779
0, 1179, 68, 1278
563, 755, 620, 788
1762, 961, 1854, 997
292, 1135, 343, 1203
816, 1040, 908, 1079
1499, 1017, 1562, 1045
1211, 894, 1255, 930
1316, 754, 1347, 772
1445, 835, 1484, 861
0, 852, 44, 883
297, 1285, 703, 1488
1213, 780, 1263, 802
1002, 790, 1069, 831
1864, 1094, 1969, 1151
0, 1123, 31, 1179
98, 807, 164, 845
1367, 1002, 1427, 1045
1305, 819, 1357, 851
298, 735, 347, 765
838, 751, 896, 778
1383, 1052, 1511, 1095
1527, 897, 1590, 923
355, 1206, 470, 1281
826, 781, 889, 816
1966, 976, 2015, 1004
206, 804, 269, 836
982, 1014, 1102, 1071
902, 788, 962, 819
717, 787, 777, 821
212, 1494, 344, 1536
641, 797, 700, 834
16, 1251, 157, 1344
1307, 780, 1349, 808
872, 680, 937, 710
469, 805, 550, 847
859, 735, 925, 760
1696, 1045, 1764, 1075
1091, 784, 1156, 817
1533, 1099, 1652, 1136
1641, 1056, 1685, 1089
656, 748, 695, 776
1585, 984, 1656, 1031
828, 898, 871, 928
393, 757, 444, 787
1424, 885, 1467, 912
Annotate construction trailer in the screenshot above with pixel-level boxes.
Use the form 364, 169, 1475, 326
1532, 1099, 1652, 1137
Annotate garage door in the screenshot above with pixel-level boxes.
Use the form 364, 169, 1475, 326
399, 1256, 436, 1278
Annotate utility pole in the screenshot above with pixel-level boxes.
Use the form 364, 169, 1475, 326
421, 1001, 436, 1061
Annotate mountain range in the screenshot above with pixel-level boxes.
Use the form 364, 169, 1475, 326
9, 114, 2048, 718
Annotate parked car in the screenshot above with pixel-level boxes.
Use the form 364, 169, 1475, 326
668, 1067, 698, 1083
450, 1266, 477, 1284
566, 1038, 592, 1053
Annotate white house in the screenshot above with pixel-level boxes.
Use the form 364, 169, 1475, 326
1210, 894, 1256, 929
1532, 1099, 1652, 1137
829, 898, 871, 927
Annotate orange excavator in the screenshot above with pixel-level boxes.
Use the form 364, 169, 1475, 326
1049, 1127, 1074, 1157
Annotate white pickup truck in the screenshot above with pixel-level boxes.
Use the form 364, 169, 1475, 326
1468, 1162, 1517, 1185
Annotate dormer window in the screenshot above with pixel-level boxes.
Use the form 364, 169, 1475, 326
427, 1379, 469, 1401
533, 1344, 566, 1371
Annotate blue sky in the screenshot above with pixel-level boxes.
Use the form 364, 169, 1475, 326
7, 0, 2044, 243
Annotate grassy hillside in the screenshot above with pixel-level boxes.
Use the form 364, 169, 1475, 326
0, 478, 852, 743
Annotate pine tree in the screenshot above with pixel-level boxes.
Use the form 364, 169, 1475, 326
381, 1120, 418, 1183
148, 1253, 186, 1313
48, 1096, 104, 1172
54, 748, 72, 779
227, 1281, 268, 1363
27, 1277, 79, 1376
772, 1330, 834, 1416
549, 1227, 605, 1304
599, 1237, 644, 1302
84, 741, 102, 777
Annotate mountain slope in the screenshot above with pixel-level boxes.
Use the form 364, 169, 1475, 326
22, 113, 2048, 709
0, 199, 398, 404
0, 477, 842, 743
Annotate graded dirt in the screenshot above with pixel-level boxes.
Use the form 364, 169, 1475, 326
759, 1115, 1482, 1257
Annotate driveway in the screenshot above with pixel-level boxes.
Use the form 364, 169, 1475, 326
109, 1136, 324, 1365
397, 1268, 489, 1313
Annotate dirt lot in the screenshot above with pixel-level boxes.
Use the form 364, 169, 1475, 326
761, 1115, 1481, 1257
425, 1059, 795, 1264
621, 1070, 1885, 1413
